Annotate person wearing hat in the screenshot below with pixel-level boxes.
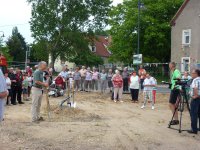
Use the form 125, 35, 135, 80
129, 70, 140, 103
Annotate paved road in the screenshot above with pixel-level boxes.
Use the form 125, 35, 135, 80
122, 85, 170, 94
156, 85, 170, 93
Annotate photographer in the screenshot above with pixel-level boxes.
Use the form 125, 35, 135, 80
188, 69, 200, 134
169, 62, 181, 125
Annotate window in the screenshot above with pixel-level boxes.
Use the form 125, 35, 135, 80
91, 46, 96, 52
89, 45, 96, 52
182, 29, 191, 45
181, 57, 190, 72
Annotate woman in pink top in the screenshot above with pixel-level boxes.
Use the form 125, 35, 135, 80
112, 70, 123, 103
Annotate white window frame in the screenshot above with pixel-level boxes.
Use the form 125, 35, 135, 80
182, 29, 191, 46
181, 57, 190, 72
89, 45, 96, 52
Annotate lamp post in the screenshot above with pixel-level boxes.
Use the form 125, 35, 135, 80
25, 45, 31, 70
137, 0, 141, 55
137, 0, 145, 54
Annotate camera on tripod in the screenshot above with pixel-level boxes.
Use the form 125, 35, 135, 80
174, 78, 192, 91
175, 78, 190, 87
168, 78, 192, 133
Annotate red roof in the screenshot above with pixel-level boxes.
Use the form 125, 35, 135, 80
170, 0, 190, 26
93, 36, 111, 57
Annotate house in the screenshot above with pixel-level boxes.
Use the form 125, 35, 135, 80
89, 35, 112, 68
52, 35, 112, 72
170, 0, 200, 72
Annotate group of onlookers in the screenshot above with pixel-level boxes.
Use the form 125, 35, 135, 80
55, 65, 157, 109
57, 66, 115, 93
3, 66, 34, 105
111, 66, 157, 107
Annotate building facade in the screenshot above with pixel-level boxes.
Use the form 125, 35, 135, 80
171, 0, 200, 72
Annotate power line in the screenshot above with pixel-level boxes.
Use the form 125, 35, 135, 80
0, 23, 29, 28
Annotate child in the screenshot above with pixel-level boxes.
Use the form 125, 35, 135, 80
141, 73, 156, 110
151, 76, 157, 104
22, 73, 29, 101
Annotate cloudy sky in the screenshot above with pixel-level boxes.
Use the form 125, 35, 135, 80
0, 0, 123, 44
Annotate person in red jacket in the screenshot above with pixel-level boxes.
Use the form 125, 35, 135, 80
0, 53, 8, 74
54, 75, 65, 89
112, 70, 124, 103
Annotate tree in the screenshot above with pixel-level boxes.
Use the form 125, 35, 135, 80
30, 40, 49, 62
6, 27, 27, 62
28, 0, 111, 68
109, 0, 184, 63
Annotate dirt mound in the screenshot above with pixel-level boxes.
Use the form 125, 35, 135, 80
41, 104, 102, 122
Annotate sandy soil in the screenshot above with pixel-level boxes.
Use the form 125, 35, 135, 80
0, 91, 200, 150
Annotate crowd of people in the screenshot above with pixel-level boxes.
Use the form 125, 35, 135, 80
51, 65, 157, 110
0, 60, 200, 135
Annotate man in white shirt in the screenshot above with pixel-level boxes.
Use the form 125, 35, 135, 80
188, 69, 200, 134
141, 73, 156, 110
59, 66, 68, 80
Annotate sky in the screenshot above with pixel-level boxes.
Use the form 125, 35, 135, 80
0, 0, 123, 44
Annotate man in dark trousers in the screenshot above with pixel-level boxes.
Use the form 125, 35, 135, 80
122, 67, 129, 92
9, 68, 24, 105
188, 69, 200, 134
9, 68, 17, 105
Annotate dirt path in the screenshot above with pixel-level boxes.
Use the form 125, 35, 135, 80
0, 92, 200, 150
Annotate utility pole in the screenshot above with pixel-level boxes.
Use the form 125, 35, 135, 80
25, 45, 31, 70
137, 0, 141, 55
137, 0, 141, 54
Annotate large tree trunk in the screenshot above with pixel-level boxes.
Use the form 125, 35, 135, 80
49, 52, 55, 72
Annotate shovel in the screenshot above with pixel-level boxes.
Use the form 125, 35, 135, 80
59, 80, 76, 108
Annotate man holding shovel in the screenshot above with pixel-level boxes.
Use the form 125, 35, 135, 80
31, 61, 48, 123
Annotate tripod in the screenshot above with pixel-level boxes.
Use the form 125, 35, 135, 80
168, 86, 191, 133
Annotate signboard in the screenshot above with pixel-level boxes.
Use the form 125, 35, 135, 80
133, 54, 142, 65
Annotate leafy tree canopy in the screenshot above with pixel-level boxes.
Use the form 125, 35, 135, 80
27, 0, 111, 68
6, 27, 27, 62
109, 0, 184, 63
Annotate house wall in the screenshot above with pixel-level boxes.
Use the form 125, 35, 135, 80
171, 0, 200, 71
48, 55, 75, 72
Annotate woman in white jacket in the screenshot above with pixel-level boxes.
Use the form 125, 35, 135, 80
129, 71, 140, 103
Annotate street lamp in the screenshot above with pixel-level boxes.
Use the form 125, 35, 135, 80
137, 0, 145, 55
0, 31, 5, 38
25, 45, 31, 70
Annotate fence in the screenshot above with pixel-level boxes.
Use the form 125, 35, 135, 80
7, 61, 39, 70
98, 62, 200, 83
